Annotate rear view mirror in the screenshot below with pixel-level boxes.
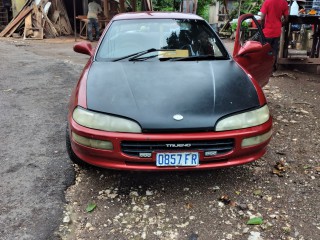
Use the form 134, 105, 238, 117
73, 42, 94, 56
236, 41, 263, 57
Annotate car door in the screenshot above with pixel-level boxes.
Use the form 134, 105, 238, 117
233, 14, 273, 87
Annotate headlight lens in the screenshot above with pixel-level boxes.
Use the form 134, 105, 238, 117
73, 107, 142, 133
215, 105, 270, 131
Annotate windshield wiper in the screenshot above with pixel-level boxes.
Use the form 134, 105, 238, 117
129, 49, 176, 61
112, 48, 174, 62
112, 48, 157, 62
128, 54, 159, 61
170, 55, 227, 61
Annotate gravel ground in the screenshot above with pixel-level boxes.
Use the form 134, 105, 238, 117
1, 37, 318, 240
0, 37, 78, 240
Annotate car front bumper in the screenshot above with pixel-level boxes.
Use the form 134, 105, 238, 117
68, 118, 272, 171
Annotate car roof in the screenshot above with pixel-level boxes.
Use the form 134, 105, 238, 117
111, 11, 204, 21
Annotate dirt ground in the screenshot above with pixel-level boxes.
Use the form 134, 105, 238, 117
57, 40, 319, 240
58, 75, 320, 240
1, 37, 318, 240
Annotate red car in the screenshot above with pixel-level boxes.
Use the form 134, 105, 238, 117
66, 12, 273, 171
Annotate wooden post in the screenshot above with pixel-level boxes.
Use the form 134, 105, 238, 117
238, 0, 241, 18
119, 0, 125, 12
132, 0, 136, 11
73, 0, 76, 41
104, 0, 109, 19
223, 0, 229, 16
279, 26, 285, 58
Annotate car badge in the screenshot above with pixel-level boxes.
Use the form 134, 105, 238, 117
173, 114, 183, 121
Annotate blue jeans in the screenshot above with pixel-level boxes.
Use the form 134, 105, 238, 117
88, 18, 99, 41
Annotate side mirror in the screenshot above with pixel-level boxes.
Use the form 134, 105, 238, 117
73, 42, 94, 56
236, 41, 263, 57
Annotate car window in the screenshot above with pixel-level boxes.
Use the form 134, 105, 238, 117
96, 18, 229, 61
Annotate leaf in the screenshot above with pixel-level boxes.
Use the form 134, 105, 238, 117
86, 203, 97, 212
253, 189, 262, 196
247, 217, 263, 225
185, 203, 193, 209
272, 161, 287, 177
272, 168, 283, 177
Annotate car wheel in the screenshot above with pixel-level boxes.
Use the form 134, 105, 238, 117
66, 125, 90, 168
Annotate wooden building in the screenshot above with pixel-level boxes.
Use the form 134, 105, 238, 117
0, 0, 153, 38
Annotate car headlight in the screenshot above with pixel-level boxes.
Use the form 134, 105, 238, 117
215, 105, 270, 131
73, 107, 142, 133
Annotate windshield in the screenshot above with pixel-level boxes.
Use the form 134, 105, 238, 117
96, 18, 229, 61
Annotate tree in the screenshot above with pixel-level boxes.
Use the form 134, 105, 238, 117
197, 0, 213, 20
146, 0, 263, 20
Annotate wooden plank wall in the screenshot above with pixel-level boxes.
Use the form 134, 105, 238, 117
0, 0, 73, 39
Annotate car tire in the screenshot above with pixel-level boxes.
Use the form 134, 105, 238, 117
66, 125, 90, 168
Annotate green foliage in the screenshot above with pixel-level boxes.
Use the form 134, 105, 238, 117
198, 4, 210, 21
231, 21, 248, 32
148, 0, 263, 20
247, 217, 263, 225
197, 0, 213, 19
152, 0, 177, 11
245, 0, 263, 14
161, 6, 175, 11
231, 22, 237, 32
233, 0, 263, 16
86, 203, 97, 212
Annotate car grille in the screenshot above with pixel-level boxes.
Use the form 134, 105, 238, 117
121, 139, 234, 157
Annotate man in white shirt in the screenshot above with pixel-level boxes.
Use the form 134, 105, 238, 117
87, 0, 102, 41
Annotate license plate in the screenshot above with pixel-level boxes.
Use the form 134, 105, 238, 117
156, 152, 199, 167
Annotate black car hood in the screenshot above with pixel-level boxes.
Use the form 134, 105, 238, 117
86, 60, 260, 132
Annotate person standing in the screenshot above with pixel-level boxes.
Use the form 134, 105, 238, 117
87, 0, 102, 42
260, 0, 289, 71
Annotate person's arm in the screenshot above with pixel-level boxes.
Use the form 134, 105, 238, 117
259, 1, 267, 30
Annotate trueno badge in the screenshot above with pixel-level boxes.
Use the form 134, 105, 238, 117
173, 114, 183, 121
